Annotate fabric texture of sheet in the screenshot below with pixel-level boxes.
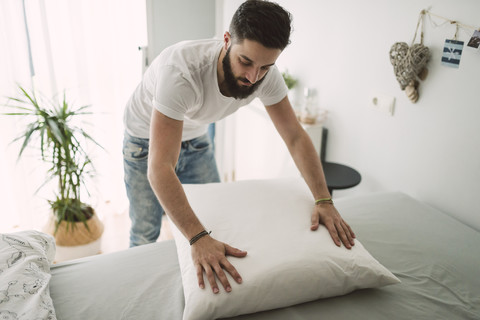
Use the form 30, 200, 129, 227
50, 240, 183, 320
171, 179, 400, 320
0, 231, 57, 320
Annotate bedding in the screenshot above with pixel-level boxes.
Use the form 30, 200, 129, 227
49, 241, 184, 320
0, 230, 57, 320
45, 178, 480, 320
170, 179, 399, 320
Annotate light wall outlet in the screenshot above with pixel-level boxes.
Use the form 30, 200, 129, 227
369, 93, 395, 116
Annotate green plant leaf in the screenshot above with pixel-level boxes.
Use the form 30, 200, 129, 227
2, 85, 103, 234
282, 70, 298, 90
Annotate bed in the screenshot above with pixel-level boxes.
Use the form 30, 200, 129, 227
1, 178, 479, 320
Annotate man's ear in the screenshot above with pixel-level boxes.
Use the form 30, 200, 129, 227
223, 32, 231, 50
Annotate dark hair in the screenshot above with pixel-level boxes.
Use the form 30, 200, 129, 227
229, 0, 292, 50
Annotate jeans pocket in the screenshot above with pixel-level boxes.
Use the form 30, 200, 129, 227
188, 134, 212, 152
123, 136, 149, 161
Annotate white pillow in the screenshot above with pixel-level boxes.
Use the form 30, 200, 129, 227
0, 230, 57, 320
171, 178, 400, 320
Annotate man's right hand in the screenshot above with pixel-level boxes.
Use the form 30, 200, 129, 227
191, 236, 247, 294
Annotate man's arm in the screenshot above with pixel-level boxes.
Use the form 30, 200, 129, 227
148, 109, 247, 293
265, 96, 355, 248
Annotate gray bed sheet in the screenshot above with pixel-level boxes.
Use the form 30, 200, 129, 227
49, 192, 480, 320
50, 240, 184, 319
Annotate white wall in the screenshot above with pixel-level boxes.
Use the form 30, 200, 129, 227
220, 0, 480, 230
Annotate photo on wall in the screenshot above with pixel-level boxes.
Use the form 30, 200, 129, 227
441, 39, 464, 68
467, 30, 480, 48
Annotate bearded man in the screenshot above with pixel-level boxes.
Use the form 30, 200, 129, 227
123, 0, 355, 294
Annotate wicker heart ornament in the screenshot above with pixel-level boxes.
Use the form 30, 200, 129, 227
389, 42, 430, 103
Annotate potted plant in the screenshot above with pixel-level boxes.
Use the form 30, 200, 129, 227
281, 70, 298, 90
282, 70, 300, 117
2, 85, 104, 261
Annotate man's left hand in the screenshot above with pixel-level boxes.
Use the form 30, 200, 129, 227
310, 203, 356, 249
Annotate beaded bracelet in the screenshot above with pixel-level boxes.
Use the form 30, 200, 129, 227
189, 230, 211, 246
315, 197, 334, 205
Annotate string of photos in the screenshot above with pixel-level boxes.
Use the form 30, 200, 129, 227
389, 9, 480, 103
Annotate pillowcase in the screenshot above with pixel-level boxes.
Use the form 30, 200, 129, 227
171, 178, 400, 320
0, 230, 57, 320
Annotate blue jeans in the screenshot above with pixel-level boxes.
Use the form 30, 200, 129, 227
123, 132, 220, 247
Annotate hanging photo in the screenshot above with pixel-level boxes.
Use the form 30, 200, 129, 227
441, 39, 464, 68
467, 30, 480, 48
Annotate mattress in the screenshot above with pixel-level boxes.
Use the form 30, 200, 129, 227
48, 184, 480, 319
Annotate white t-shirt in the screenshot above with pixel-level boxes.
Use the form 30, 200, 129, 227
123, 39, 288, 141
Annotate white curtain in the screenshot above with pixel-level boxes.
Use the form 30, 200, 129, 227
0, 0, 147, 232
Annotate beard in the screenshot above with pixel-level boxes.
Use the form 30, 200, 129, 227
222, 47, 266, 99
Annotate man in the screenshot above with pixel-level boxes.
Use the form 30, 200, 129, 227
123, 0, 355, 294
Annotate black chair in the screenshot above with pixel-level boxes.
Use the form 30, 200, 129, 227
320, 128, 361, 195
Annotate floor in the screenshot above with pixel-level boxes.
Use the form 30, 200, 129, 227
100, 206, 174, 255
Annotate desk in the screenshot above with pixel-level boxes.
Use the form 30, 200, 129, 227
322, 162, 361, 195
